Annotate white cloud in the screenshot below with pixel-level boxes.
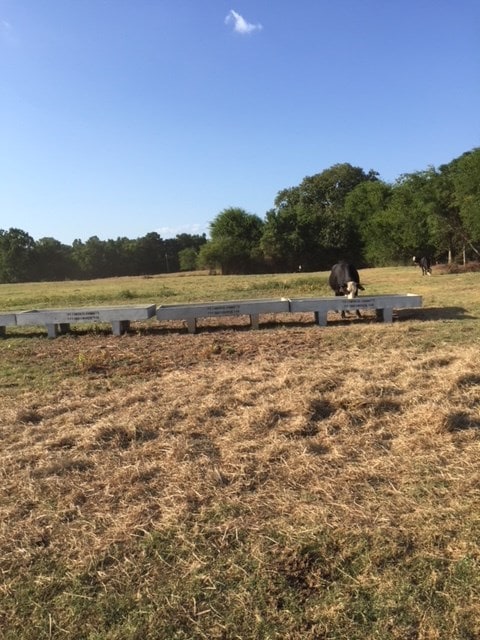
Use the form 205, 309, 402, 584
225, 10, 262, 35
1, 19, 16, 45
1, 19, 12, 36
156, 223, 207, 239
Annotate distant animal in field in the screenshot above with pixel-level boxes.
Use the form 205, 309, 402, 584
413, 256, 432, 276
329, 261, 364, 318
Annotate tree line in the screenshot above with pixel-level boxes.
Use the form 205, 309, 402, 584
0, 231, 207, 283
199, 147, 480, 274
1, 147, 478, 282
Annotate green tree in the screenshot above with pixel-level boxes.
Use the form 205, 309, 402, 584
175, 233, 207, 252
450, 148, 480, 258
199, 208, 264, 274
103, 237, 137, 277
343, 180, 392, 264
32, 237, 75, 281
423, 165, 464, 264
261, 204, 305, 272
131, 232, 166, 275
174, 234, 206, 272
178, 247, 198, 271
73, 236, 110, 279
386, 172, 436, 261
261, 163, 378, 270
0, 228, 36, 282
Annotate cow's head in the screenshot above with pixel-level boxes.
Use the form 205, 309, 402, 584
345, 281, 358, 298
345, 281, 364, 298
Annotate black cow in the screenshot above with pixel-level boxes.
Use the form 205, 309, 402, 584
413, 256, 432, 276
329, 261, 364, 298
329, 261, 364, 318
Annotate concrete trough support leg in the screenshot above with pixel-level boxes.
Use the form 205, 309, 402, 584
186, 318, 197, 334
250, 314, 260, 330
0, 313, 18, 338
314, 311, 328, 327
46, 324, 58, 339
383, 308, 393, 323
111, 320, 130, 336
375, 307, 393, 322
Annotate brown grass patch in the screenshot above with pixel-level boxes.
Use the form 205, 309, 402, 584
435, 260, 480, 274
1, 270, 480, 638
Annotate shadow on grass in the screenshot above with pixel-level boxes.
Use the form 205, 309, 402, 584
157, 306, 475, 333
1, 326, 117, 340
446, 411, 480, 431
396, 306, 474, 322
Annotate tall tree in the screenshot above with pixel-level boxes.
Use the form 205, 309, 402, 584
175, 233, 207, 252
262, 163, 378, 270
178, 247, 199, 271
450, 148, 480, 257
82, 236, 110, 278
199, 208, 264, 274
132, 232, 166, 275
0, 228, 36, 282
343, 180, 392, 265
32, 237, 75, 281
424, 165, 464, 264
386, 172, 436, 260
261, 204, 305, 272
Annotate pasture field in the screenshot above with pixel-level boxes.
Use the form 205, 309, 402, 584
1, 266, 480, 639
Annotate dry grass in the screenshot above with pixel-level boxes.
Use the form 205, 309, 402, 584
436, 261, 480, 274
1, 269, 480, 639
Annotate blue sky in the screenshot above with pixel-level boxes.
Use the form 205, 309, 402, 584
1, 1, 479, 245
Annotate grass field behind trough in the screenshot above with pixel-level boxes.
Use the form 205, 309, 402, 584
1, 266, 480, 639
